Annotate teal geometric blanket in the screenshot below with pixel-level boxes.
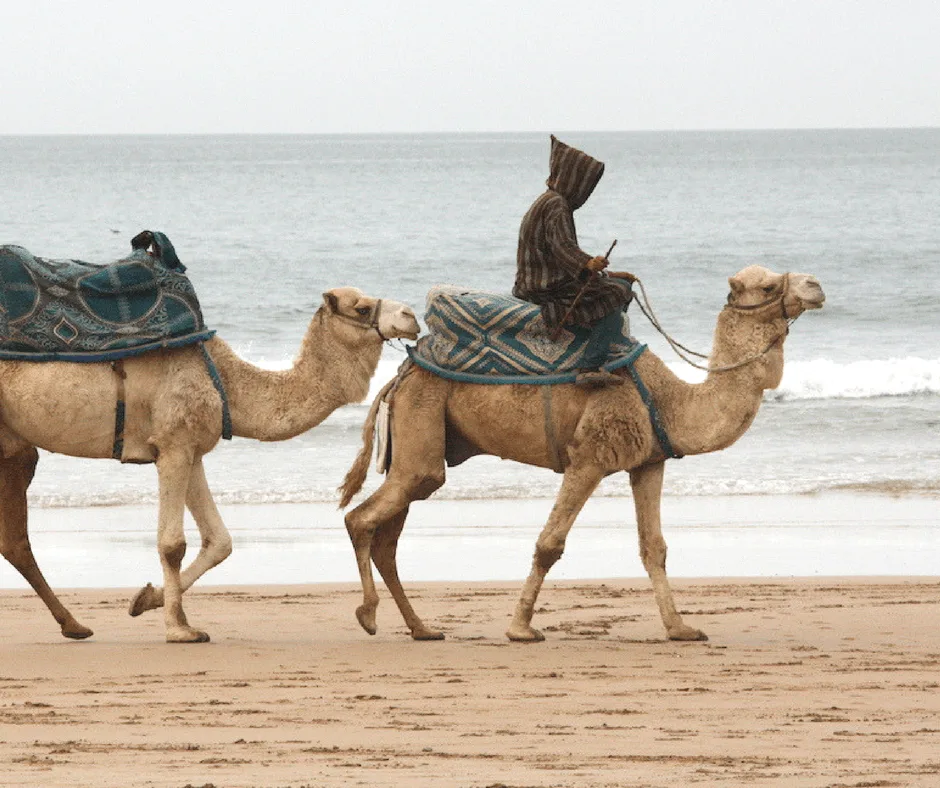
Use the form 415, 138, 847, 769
408, 286, 645, 385
0, 232, 214, 362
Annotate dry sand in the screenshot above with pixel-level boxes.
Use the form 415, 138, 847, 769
2, 578, 940, 787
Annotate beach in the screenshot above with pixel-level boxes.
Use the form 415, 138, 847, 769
2, 576, 940, 787
1, 493, 938, 787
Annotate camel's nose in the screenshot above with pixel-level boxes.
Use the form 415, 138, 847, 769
802, 276, 825, 307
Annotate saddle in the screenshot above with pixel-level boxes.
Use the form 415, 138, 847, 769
408, 286, 643, 384
0, 231, 213, 361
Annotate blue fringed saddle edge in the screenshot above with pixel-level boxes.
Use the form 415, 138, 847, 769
0, 329, 216, 363
408, 341, 648, 385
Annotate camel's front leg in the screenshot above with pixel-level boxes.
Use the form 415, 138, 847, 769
129, 458, 232, 617
155, 449, 208, 643
0, 448, 93, 639
506, 463, 605, 642
630, 462, 707, 641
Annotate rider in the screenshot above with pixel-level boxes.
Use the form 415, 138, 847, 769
513, 135, 634, 388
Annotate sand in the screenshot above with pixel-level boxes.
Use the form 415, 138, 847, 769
2, 577, 940, 787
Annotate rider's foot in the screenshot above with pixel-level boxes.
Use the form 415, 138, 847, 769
575, 368, 624, 388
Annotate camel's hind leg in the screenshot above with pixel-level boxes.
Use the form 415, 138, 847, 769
344, 378, 447, 639
630, 462, 707, 641
0, 448, 93, 639
371, 507, 444, 640
129, 457, 232, 617
506, 462, 606, 642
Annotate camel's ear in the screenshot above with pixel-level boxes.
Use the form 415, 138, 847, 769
728, 275, 745, 295
322, 291, 340, 313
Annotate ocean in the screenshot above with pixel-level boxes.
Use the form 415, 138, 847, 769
1, 130, 938, 587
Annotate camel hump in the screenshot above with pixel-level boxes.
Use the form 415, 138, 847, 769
409, 286, 640, 384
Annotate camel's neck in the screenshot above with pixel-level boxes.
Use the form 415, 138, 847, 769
664, 308, 786, 456
211, 311, 383, 442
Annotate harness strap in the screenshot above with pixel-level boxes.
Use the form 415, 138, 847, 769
111, 360, 127, 460
623, 353, 683, 460
328, 298, 389, 342
199, 343, 233, 441
541, 385, 566, 473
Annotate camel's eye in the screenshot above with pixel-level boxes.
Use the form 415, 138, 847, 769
355, 306, 372, 316
762, 284, 776, 294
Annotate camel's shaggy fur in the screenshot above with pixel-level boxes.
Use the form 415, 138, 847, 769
0, 288, 418, 643
340, 266, 825, 643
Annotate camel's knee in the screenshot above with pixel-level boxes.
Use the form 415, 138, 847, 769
0, 535, 33, 569
534, 534, 566, 572
159, 537, 187, 570
202, 532, 233, 565
640, 535, 667, 572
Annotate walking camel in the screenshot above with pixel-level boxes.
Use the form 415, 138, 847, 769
0, 287, 419, 643
340, 265, 825, 643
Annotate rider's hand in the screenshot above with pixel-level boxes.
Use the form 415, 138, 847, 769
585, 255, 609, 273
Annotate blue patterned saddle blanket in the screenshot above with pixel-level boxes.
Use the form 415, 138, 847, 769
408, 286, 645, 384
0, 232, 213, 362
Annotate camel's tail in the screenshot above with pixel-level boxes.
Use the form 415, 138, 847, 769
338, 377, 396, 508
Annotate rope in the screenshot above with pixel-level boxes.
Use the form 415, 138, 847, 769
632, 277, 794, 374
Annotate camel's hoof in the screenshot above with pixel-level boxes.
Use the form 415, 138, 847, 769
356, 605, 377, 636
506, 625, 545, 643
411, 628, 445, 641
62, 622, 94, 640
166, 627, 211, 644
668, 626, 708, 642
129, 583, 162, 617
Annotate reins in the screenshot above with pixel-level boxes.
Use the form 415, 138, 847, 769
633, 273, 797, 373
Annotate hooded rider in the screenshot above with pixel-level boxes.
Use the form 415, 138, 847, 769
514, 135, 633, 388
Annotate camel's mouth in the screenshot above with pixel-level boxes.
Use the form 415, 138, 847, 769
793, 277, 825, 311
802, 287, 826, 310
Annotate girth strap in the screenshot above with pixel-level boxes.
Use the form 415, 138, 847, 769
199, 343, 233, 441
541, 385, 567, 473
623, 355, 683, 461
111, 360, 127, 459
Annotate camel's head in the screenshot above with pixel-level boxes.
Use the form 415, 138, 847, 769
727, 266, 825, 319
322, 287, 420, 341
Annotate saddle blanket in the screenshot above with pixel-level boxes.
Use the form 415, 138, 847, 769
408, 286, 645, 385
0, 234, 213, 362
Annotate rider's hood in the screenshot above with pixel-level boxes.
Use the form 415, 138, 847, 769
546, 135, 605, 210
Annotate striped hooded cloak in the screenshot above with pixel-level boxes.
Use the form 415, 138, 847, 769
513, 135, 632, 329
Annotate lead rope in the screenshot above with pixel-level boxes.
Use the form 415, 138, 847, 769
632, 276, 795, 374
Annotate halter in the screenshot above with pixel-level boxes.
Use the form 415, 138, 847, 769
634, 273, 797, 374
327, 298, 389, 341
726, 272, 791, 320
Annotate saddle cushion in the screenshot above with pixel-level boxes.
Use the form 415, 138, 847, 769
408, 286, 644, 384
0, 243, 213, 361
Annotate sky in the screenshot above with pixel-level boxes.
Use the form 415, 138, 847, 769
3, 0, 938, 134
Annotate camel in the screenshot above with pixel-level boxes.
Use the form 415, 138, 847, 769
339, 265, 825, 643
0, 287, 419, 643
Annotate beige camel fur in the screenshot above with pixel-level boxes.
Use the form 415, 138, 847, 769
0, 287, 418, 643
340, 266, 825, 643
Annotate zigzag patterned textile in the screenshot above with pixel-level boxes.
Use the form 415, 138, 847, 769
0, 242, 213, 362
409, 286, 645, 384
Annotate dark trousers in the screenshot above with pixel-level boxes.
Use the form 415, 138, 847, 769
580, 308, 624, 370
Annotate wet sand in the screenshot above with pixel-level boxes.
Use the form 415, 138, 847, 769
2, 577, 940, 787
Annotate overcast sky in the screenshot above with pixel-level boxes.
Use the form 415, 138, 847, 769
3, 0, 937, 134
